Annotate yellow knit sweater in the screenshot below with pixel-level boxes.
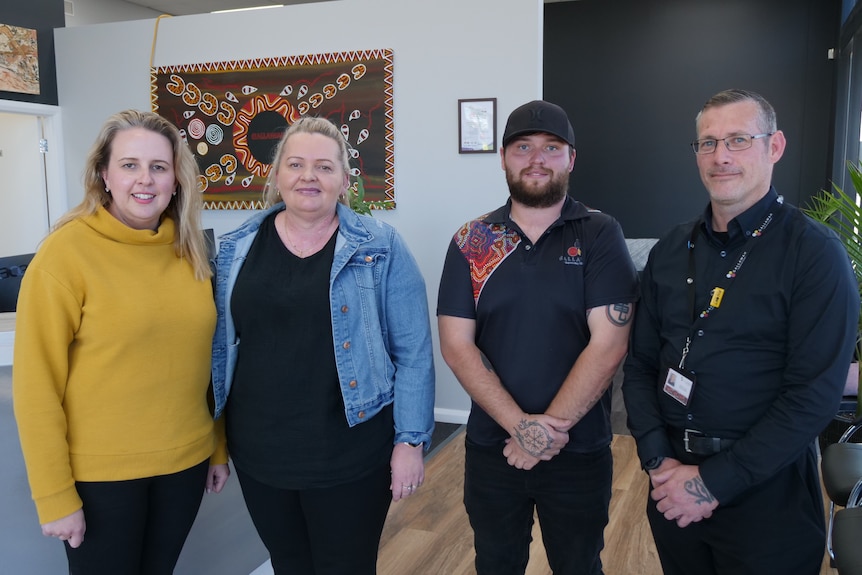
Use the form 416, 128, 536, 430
13, 207, 225, 524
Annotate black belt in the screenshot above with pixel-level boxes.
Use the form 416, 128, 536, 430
680, 428, 735, 456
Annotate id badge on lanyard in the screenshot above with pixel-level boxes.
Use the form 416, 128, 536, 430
664, 339, 696, 406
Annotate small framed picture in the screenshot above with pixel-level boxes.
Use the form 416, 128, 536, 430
458, 98, 497, 154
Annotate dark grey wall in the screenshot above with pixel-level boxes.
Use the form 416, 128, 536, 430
544, 0, 840, 238
0, 0, 64, 106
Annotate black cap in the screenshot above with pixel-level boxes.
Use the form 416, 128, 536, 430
502, 100, 575, 148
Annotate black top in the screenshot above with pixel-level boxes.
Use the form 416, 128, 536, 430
437, 196, 639, 453
227, 211, 392, 489
623, 187, 859, 504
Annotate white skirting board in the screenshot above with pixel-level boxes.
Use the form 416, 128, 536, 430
433, 407, 469, 425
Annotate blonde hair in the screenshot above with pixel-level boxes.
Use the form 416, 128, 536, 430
53, 109, 211, 280
261, 116, 351, 208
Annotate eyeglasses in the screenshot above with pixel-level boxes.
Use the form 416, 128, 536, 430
690, 133, 773, 155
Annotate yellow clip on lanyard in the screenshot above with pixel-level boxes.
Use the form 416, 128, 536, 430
683, 199, 781, 368
709, 287, 725, 308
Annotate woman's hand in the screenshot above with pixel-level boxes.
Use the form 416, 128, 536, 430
41, 509, 86, 548
389, 442, 425, 502
206, 463, 230, 494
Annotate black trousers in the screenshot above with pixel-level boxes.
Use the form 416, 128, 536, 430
647, 445, 825, 575
464, 440, 612, 575
235, 462, 392, 575
66, 460, 209, 575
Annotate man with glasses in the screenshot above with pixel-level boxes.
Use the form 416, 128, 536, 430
623, 88, 859, 574
437, 100, 638, 574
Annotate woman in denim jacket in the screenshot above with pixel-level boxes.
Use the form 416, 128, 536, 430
211, 117, 435, 575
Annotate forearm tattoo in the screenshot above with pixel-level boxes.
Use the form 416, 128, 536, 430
513, 419, 554, 457
574, 388, 606, 422
684, 476, 716, 506
606, 303, 632, 326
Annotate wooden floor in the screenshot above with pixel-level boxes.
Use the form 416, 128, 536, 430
378, 429, 839, 575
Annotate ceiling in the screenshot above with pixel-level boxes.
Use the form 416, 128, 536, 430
124, 0, 332, 17
123, 0, 569, 18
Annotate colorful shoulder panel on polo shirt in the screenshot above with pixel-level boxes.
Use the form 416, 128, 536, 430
454, 218, 521, 306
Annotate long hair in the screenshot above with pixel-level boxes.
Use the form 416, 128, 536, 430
53, 110, 211, 280
695, 88, 778, 135
261, 116, 351, 208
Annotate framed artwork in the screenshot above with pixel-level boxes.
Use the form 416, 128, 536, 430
0, 23, 40, 95
458, 98, 496, 154
151, 49, 394, 210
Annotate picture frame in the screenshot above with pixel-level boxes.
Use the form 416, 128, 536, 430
152, 49, 395, 210
458, 98, 497, 154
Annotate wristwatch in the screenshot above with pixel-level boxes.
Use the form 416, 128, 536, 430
643, 456, 665, 470
402, 442, 424, 448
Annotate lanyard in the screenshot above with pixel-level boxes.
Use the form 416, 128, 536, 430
678, 197, 783, 370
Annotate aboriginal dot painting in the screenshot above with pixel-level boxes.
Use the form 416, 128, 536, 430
151, 49, 394, 210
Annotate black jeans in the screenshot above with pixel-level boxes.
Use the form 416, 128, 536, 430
66, 460, 209, 575
464, 439, 612, 575
647, 445, 825, 575
235, 462, 392, 575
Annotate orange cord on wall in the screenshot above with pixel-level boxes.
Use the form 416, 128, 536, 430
150, 14, 173, 69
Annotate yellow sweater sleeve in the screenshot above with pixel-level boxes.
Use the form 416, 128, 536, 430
13, 264, 85, 523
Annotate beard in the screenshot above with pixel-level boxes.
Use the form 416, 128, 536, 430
506, 167, 570, 208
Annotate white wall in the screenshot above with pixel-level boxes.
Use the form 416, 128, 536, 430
64, 0, 163, 27
54, 0, 544, 422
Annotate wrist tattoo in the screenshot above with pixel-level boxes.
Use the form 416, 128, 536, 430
514, 419, 553, 457
684, 476, 716, 506
606, 303, 632, 326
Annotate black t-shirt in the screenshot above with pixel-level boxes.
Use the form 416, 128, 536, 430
437, 197, 638, 453
227, 211, 392, 489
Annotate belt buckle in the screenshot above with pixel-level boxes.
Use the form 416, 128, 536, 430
683, 429, 702, 453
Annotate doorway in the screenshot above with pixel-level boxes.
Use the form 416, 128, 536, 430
0, 101, 66, 257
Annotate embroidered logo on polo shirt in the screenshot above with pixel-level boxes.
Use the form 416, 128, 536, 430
560, 239, 584, 265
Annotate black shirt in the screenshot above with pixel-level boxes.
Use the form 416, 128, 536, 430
623, 188, 859, 503
438, 196, 639, 453
227, 211, 392, 489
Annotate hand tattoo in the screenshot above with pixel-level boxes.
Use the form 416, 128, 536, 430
514, 419, 553, 457
684, 476, 716, 506
606, 303, 632, 326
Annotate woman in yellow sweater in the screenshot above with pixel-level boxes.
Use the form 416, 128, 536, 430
13, 110, 229, 574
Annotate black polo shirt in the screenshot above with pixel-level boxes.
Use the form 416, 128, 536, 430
623, 187, 859, 503
438, 196, 638, 453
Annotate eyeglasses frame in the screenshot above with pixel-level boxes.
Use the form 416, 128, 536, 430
690, 132, 774, 155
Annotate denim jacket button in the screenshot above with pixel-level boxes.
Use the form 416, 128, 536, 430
358, 411, 366, 419
343, 341, 351, 349
349, 380, 357, 388
341, 305, 349, 313
364, 255, 373, 262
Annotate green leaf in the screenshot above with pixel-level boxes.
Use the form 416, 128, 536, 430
803, 161, 862, 410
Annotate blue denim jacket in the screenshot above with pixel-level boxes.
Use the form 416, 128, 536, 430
211, 202, 435, 447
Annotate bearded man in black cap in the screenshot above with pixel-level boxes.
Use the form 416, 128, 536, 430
437, 100, 638, 575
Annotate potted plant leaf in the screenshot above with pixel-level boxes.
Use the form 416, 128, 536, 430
804, 162, 862, 430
